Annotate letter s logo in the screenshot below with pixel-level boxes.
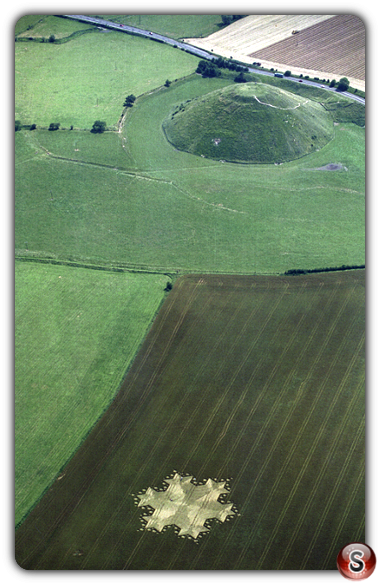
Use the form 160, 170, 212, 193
349, 549, 365, 573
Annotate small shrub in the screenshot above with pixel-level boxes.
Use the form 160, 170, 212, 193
284, 70, 291, 77
48, 123, 60, 131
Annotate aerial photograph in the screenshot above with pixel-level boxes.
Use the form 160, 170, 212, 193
14, 11, 365, 571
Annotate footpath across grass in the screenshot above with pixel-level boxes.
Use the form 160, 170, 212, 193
15, 261, 168, 526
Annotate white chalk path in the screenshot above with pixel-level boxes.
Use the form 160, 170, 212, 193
253, 94, 309, 110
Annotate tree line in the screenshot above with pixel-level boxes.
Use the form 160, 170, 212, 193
221, 15, 246, 26
196, 58, 249, 79
285, 264, 364, 275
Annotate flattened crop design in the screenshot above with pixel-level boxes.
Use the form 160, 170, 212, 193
135, 472, 236, 540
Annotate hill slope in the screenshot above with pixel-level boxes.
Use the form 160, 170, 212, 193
163, 82, 334, 163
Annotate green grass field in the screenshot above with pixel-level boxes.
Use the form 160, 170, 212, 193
15, 261, 167, 525
93, 14, 224, 39
15, 14, 96, 39
16, 74, 365, 274
15, 16, 365, 564
15, 22, 198, 128
15, 271, 365, 569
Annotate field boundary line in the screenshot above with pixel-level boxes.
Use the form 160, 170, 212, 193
36, 144, 181, 186
81, 277, 252, 569
15, 255, 176, 276
33, 275, 196, 568
120, 280, 260, 566
15, 277, 189, 564
143, 280, 280, 562
80, 282, 239, 569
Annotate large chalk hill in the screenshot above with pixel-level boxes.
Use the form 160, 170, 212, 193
163, 82, 333, 163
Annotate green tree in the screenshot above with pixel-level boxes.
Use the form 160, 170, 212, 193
91, 120, 106, 133
164, 79, 171, 87
48, 122, 60, 131
337, 77, 350, 91
221, 15, 233, 26
234, 71, 247, 83
196, 59, 220, 78
124, 94, 136, 107
284, 70, 291, 77
329, 79, 336, 87
48, 34, 56, 43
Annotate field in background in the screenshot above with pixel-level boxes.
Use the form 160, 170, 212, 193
15, 18, 198, 128
186, 14, 365, 91
93, 14, 224, 40
186, 15, 333, 57
16, 271, 365, 569
15, 261, 167, 525
250, 15, 365, 83
15, 14, 96, 39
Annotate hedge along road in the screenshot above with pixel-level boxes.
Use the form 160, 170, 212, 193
62, 15, 365, 105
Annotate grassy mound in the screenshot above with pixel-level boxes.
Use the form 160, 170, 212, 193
163, 82, 334, 163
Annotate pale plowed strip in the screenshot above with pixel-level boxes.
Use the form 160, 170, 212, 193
185, 15, 334, 56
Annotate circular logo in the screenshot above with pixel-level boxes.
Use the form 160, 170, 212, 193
337, 543, 376, 580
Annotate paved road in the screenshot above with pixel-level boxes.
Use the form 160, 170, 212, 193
63, 14, 213, 60
63, 14, 365, 105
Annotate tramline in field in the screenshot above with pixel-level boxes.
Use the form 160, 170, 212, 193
15, 14, 366, 572
15, 271, 365, 570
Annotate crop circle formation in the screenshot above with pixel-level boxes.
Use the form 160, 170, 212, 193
135, 472, 236, 540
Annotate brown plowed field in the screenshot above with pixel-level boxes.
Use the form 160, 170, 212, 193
15, 271, 365, 570
250, 15, 365, 81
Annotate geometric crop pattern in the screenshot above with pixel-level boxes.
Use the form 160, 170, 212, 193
135, 472, 236, 540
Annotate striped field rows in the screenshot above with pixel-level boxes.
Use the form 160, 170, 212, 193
15, 271, 365, 570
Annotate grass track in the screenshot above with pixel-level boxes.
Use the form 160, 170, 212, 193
15, 271, 365, 569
